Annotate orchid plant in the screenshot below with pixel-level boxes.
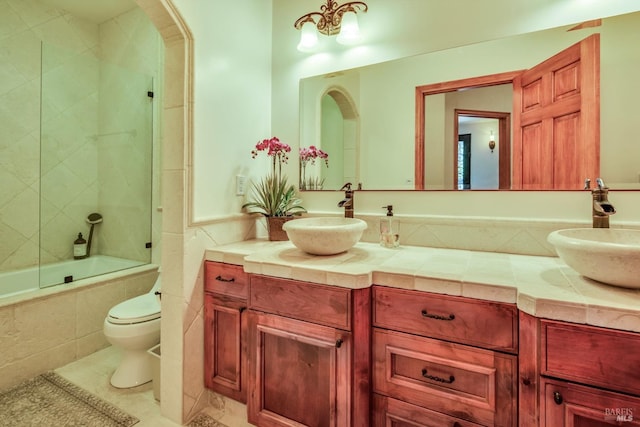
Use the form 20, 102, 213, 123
242, 137, 306, 217
299, 145, 329, 190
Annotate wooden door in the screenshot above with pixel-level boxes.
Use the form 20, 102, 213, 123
204, 293, 247, 402
541, 378, 640, 426
512, 34, 600, 189
248, 311, 352, 427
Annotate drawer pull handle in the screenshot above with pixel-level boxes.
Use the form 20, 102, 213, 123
215, 275, 235, 283
553, 391, 563, 405
421, 309, 455, 321
421, 368, 455, 384
335, 339, 343, 348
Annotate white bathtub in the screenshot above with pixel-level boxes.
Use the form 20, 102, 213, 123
0, 255, 146, 299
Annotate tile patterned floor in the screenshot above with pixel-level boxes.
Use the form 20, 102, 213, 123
55, 346, 182, 427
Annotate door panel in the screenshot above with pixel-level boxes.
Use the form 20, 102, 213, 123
513, 34, 599, 189
248, 311, 352, 427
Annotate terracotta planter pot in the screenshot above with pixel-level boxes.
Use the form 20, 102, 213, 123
266, 216, 293, 241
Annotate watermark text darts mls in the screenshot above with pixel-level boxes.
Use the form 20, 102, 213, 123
604, 408, 633, 422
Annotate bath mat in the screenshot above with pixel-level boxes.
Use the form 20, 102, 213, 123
0, 371, 139, 427
187, 413, 229, 427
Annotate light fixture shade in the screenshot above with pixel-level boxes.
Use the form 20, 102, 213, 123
336, 10, 361, 45
297, 20, 319, 52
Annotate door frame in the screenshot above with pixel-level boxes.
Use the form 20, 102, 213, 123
415, 71, 522, 190
454, 109, 512, 190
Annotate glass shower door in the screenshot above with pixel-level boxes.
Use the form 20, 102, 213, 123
39, 43, 154, 288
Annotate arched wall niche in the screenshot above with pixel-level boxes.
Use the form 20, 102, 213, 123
320, 86, 360, 188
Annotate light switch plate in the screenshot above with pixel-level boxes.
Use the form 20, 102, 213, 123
236, 175, 246, 196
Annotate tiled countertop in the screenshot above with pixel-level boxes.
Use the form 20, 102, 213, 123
205, 240, 640, 333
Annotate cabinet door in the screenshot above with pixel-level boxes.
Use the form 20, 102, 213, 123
248, 311, 352, 427
204, 293, 247, 403
541, 378, 640, 426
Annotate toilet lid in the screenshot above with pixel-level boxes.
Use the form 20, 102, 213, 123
108, 293, 161, 324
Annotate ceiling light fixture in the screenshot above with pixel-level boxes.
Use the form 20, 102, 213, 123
294, 1, 368, 51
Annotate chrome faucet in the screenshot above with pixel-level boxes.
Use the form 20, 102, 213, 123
338, 182, 354, 218
585, 178, 616, 228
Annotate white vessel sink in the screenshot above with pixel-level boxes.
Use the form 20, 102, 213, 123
282, 217, 367, 255
547, 228, 640, 289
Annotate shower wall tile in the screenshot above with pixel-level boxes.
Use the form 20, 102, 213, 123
0, 0, 100, 271
6, 0, 63, 29
1, 187, 38, 238
0, 59, 26, 98
3, 133, 39, 187
0, 0, 29, 39
31, 15, 92, 54
0, 30, 41, 83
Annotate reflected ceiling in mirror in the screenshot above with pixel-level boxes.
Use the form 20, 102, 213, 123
298, 11, 640, 191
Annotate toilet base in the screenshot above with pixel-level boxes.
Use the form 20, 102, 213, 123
110, 349, 153, 388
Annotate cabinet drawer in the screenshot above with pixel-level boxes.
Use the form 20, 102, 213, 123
373, 329, 517, 427
373, 286, 517, 353
373, 394, 483, 427
205, 261, 248, 299
542, 320, 640, 396
250, 275, 351, 330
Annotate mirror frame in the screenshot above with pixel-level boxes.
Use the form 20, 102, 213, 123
414, 70, 522, 190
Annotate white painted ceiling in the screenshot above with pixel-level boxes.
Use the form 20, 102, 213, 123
39, 0, 136, 24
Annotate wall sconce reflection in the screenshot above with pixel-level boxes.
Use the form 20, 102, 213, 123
489, 130, 496, 153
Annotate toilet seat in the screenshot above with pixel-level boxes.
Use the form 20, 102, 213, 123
107, 293, 160, 325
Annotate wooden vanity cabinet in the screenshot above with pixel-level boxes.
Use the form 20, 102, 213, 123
247, 274, 370, 427
372, 285, 518, 427
537, 319, 640, 426
204, 261, 249, 403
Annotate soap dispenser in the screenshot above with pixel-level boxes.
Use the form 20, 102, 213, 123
380, 205, 399, 248
74, 232, 87, 259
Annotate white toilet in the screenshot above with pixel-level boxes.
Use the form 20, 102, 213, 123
103, 275, 161, 388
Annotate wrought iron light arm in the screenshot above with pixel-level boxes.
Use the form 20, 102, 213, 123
294, 0, 368, 36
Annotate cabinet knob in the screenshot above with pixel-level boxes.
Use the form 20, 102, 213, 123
522, 377, 531, 386
553, 391, 563, 405
335, 339, 343, 348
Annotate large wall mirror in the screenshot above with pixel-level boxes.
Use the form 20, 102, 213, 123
298, 11, 640, 191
